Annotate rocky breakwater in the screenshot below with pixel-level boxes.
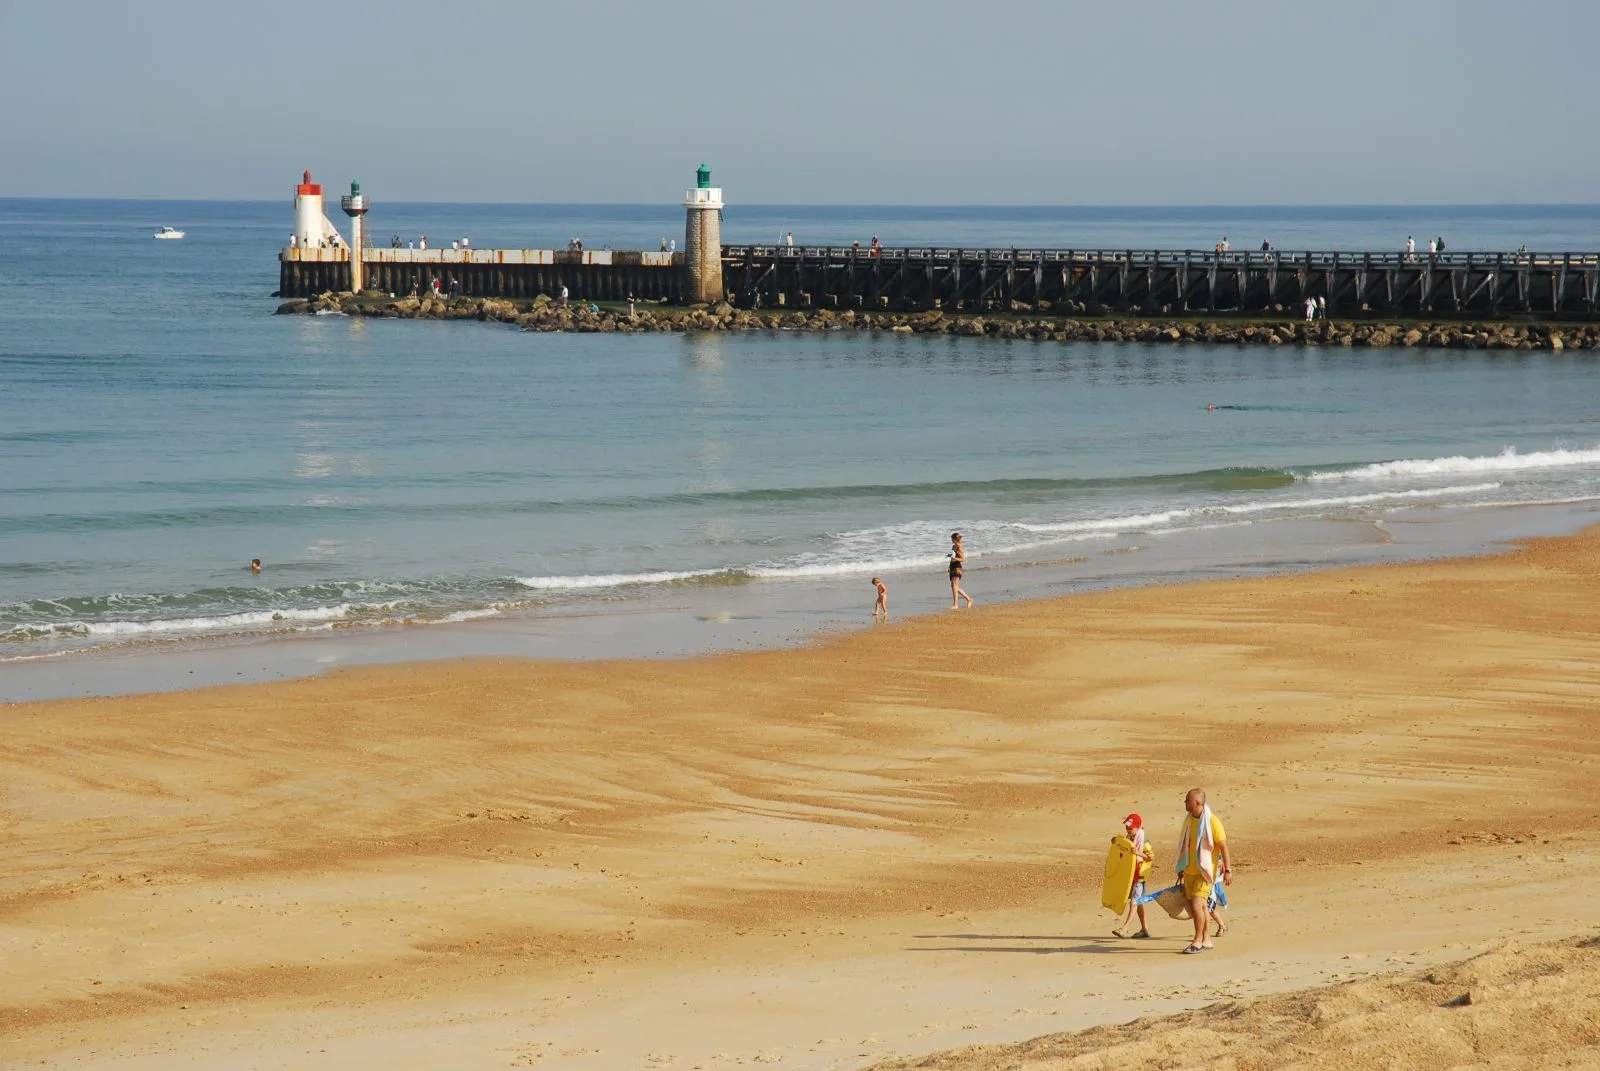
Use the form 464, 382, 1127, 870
276, 293, 1600, 350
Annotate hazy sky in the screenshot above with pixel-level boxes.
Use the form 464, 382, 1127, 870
1, 0, 1595, 204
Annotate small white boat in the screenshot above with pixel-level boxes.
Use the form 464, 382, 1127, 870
153, 226, 185, 240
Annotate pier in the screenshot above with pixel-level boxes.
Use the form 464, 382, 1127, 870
276, 170, 1600, 319
722, 246, 1600, 318
279, 246, 685, 303
280, 245, 1600, 319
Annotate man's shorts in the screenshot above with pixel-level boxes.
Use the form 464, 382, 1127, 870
1130, 880, 1146, 901
1182, 870, 1213, 903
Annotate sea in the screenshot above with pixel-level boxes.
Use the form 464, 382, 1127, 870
3, 199, 1599, 700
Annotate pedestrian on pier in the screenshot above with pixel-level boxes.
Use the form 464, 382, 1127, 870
870, 236, 881, 257
1405, 236, 1416, 261
560, 284, 569, 307
1261, 239, 1272, 253
419, 235, 428, 250
461, 237, 470, 249
451, 240, 459, 252
660, 237, 669, 251
668, 238, 675, 253
1317, 295, 1327, 319
1220, 237, 1230, 252
785, 231, 794, 248
1428, 238, 1437, 256
852, 240, 861, 257
1436, 236, 1446, 253
1304, 297, 1316, 322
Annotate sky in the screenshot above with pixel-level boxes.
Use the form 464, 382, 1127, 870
1, 0, 1596, 204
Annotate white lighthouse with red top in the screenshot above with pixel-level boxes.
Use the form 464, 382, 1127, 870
290, 169, 345, 251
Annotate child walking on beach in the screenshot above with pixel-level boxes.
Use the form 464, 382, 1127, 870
1114, 813, 1155, 939
871, 577, 888, 620
948, 532, 973, 609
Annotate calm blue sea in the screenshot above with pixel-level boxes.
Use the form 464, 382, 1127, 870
3, 198, 1599, 697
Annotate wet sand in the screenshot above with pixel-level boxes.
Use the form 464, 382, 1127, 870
3, 527, 1600, 1069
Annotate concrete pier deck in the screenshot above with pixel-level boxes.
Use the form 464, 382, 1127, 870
278, 245, 1600, 319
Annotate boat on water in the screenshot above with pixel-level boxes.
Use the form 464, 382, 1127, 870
153, 226, 185, 240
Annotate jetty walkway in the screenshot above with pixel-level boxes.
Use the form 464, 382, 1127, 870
279, 245, 1600, 319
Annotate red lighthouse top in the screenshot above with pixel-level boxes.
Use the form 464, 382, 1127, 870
296, 169, 322, 196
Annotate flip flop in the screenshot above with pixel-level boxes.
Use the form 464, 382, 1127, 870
1183, 944, 1204, 954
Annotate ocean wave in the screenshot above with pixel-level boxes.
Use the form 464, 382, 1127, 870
1001, 484, 1499, 535
1307, 447, 1600, 483
514, 568, 737, 590
82, 603, 354, 636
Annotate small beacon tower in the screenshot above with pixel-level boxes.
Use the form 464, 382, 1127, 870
340, 180, 369, 293
683, 163, 724, 304
292, 170, 325, 248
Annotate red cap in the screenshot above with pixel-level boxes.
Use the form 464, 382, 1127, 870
1123, 813, 1141, 829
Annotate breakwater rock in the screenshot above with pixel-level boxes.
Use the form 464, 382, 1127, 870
275, 293, 1600, 350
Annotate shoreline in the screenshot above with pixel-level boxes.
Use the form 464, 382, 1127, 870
5, 521, 1600, 1067
277, 292, 1600, 347
7, 496, 1596, 703
3, 518, 1600, 1062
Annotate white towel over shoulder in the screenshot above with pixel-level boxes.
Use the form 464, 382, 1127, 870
1176, 805, 1215, 882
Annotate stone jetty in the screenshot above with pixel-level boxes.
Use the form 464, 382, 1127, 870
276, 293, 1599, 350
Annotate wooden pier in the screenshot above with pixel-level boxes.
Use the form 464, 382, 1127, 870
723, 247, 1600, 318
279, 245, 1600, 319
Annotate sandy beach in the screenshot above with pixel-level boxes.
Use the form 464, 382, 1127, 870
5, 525, 1600, 1069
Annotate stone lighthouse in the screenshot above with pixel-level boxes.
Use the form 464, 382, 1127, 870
683, 163, 724, 305
339, 180, 369, 293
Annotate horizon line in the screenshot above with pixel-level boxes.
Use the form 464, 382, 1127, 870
2, 196, 1598, 211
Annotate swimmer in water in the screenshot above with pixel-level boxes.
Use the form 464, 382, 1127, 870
250, 558, 262, 574
1207, 404, 1216, 411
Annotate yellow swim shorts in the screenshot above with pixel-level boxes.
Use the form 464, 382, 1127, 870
1183, 870, 1213, 902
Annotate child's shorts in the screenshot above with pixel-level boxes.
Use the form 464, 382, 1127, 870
1130, 880, 1146, 900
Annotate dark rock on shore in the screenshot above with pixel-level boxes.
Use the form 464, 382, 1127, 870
274, 293, 1600, 350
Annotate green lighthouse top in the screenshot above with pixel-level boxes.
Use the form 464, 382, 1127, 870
350, 180, 360, 195
696, 163, 711, 189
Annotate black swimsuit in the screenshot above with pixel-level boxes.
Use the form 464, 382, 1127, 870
949, 550, 963, 578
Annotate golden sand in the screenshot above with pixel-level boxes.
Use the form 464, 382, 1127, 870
3, 526, 1599, 1068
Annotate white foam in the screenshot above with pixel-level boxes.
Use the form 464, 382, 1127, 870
514, 569, 725, 591
745, 554, 949, 579
1010, 510, 1188, 534
1309, 446, 1600, 482
441, 607, 503, 623
79, 604, 353, 637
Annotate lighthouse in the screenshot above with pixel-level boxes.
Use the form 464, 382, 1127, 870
683, 163, 724, 305
292, 170, 333, 248
339, 180, 369, 293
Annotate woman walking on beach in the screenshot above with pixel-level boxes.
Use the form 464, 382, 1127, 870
948, 532, 974, 609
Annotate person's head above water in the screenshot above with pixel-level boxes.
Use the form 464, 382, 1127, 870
250, 558, 262, 573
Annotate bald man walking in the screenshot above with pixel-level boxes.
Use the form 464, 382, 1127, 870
1176, 787, 1233, 953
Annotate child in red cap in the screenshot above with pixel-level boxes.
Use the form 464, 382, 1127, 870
1114, 812, 1155, 939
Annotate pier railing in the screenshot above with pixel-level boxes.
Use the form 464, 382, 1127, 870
720, 246, 1600, 318
276, 243, 1600, 317
724, 246, 1600, 268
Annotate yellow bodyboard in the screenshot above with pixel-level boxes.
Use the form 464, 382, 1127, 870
1101, 834, 1139, 913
